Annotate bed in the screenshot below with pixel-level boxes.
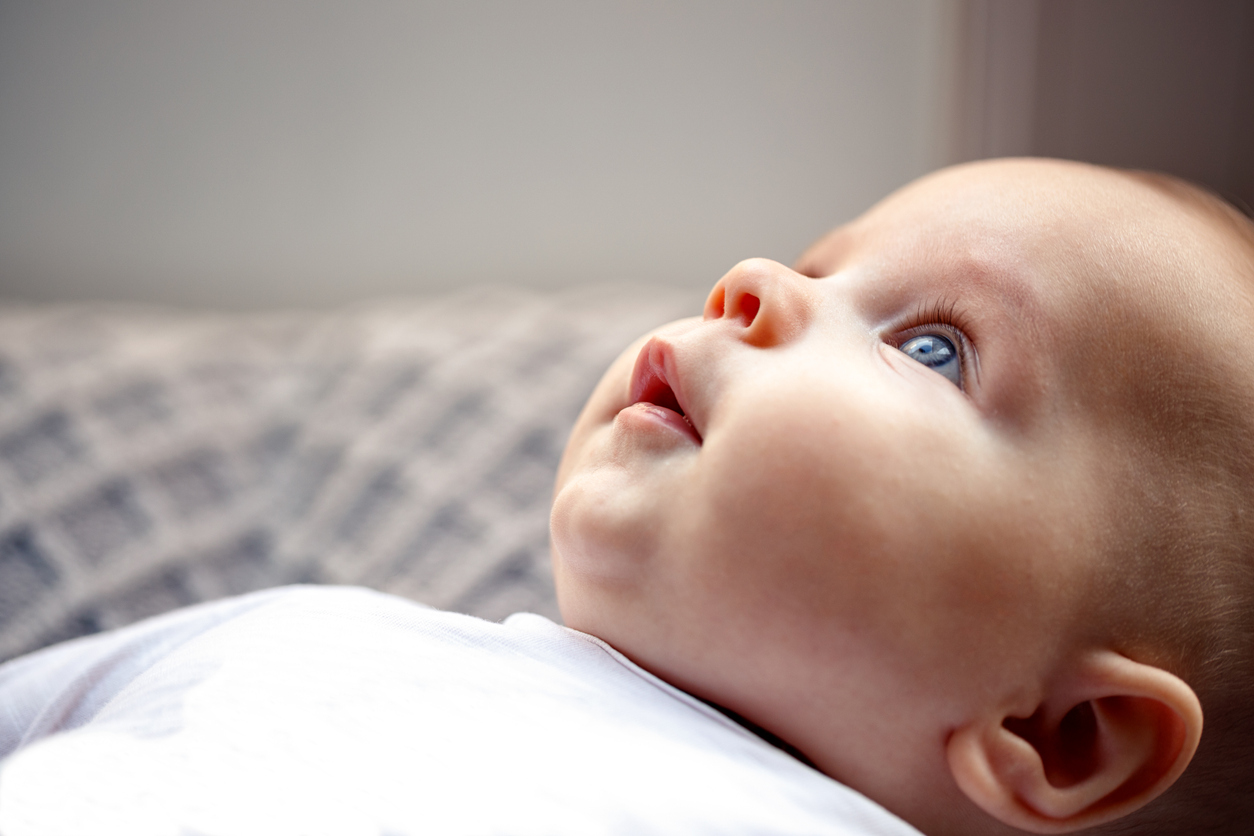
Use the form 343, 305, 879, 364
0, 284, 698, 662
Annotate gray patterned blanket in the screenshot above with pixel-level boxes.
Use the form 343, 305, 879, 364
0, 285, 699, 662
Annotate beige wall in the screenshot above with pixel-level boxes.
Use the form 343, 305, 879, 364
0, 1, 955, 308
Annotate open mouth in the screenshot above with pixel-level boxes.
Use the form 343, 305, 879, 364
628, 338, 703, 444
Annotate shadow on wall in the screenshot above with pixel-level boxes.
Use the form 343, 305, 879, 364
949, 0, 1254, 212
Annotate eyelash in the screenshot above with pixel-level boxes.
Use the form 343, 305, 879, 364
903, 298, 970, 334
888, 298, 978, 387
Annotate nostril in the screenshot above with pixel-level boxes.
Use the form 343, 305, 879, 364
738, 293, 760, 326
706, 286, 727, 320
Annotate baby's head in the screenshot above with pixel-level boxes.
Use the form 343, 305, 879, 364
550, 159, 1254, 835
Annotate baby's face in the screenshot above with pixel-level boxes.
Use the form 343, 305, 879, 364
550, 160, 1254, 826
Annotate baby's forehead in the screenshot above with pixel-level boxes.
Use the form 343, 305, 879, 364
814, 160, 1246, 268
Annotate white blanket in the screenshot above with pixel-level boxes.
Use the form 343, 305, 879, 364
0, 585, 920, 836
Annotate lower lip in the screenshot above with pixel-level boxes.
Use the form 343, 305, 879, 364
619, 402, 702, 444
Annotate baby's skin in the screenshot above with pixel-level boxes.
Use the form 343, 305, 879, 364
551, 159, 1254, 835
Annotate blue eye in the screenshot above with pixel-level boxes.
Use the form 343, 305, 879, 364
900, 334, 961, 388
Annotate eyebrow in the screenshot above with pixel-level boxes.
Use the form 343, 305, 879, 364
893, 234, 1045, 330
942, 250, 1052, 423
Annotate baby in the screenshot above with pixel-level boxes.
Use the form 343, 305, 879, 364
1, 158, 1251, 836
551, 157, 1254, 835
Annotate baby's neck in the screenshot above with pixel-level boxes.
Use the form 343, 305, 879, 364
696, 696, 817, 769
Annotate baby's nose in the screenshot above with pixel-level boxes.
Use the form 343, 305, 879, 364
703, 258, 816, 347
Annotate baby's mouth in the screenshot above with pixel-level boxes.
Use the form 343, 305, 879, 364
628, 338, 703, 445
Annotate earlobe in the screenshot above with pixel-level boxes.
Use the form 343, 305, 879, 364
946, 650, 1203, 833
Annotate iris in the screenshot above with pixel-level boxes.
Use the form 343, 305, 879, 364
900, 334, 961, 388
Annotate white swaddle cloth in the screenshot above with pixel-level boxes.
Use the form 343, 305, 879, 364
0, 585, 922, 836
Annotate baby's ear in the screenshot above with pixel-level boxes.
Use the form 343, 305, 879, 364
945, 650, 1202, 834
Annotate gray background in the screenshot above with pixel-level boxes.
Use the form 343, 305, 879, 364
0, 1, 951, 307
1, 0, 1249, 309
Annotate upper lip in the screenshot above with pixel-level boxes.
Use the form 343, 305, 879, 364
629, 336, 703, 443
